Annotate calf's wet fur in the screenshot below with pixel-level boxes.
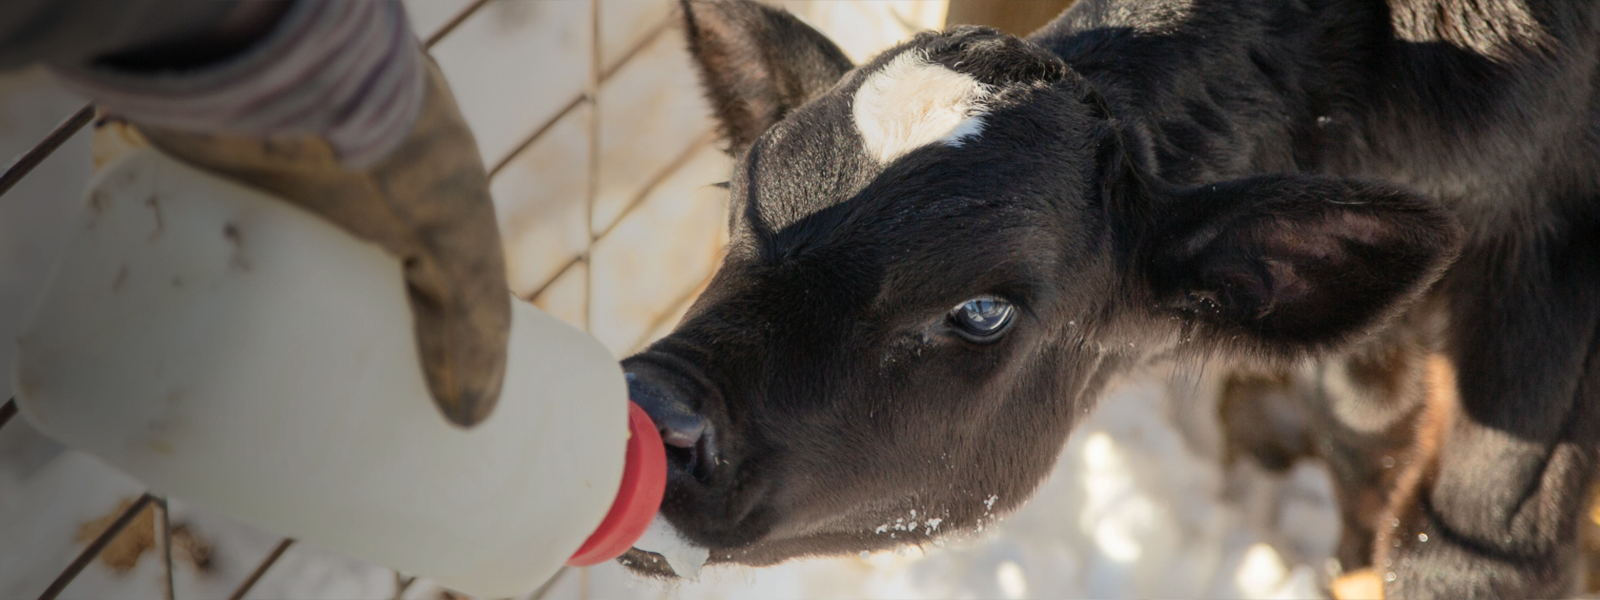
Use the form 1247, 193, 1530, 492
619, 1, 1600, 597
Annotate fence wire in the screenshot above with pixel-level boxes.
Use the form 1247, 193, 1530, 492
0, 0, 694, 597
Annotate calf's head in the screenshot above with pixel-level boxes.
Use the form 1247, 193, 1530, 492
621, 0, 1460, 574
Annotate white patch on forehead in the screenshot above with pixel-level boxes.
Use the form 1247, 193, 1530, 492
852, 51, 993, 164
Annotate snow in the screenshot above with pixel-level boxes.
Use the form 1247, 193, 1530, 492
541, 373, 1339, 600
632, 516, 712, 579
3, 369, 1347, 600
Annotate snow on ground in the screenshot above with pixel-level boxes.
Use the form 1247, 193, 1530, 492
2, 369, 1344, 600
536, 372, 1342, 600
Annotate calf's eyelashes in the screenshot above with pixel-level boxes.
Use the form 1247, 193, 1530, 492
947, 296, 1017, 343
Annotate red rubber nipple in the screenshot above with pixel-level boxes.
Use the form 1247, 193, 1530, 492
566, 401, 667, 566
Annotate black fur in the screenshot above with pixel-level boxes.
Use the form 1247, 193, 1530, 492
680, 0, 854, 154
622, 1, 1599, 597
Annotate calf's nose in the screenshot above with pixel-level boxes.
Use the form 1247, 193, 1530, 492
626, 372, 708, 449
626, 372, 717, 480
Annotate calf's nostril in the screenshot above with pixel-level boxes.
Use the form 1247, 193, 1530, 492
664, 428, 717, 480
626, 371, 718, 478
659, 419, 707, 449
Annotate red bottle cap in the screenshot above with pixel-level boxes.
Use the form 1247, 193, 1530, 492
566, 401, 666, 566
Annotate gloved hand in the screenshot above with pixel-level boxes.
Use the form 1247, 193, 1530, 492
44, 1, 510, 427
133, 56, 511, 428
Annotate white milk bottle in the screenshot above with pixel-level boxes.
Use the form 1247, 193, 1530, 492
13, 148, 665, 598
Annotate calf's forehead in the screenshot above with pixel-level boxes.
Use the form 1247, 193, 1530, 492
850, 50, 995, 164
738, 47, 1002, 231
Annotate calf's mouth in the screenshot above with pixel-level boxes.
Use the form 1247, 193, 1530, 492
624, 368, 719, 483
619, 355, 737, 578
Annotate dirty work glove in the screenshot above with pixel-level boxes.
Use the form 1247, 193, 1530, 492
49, 1, 509, 427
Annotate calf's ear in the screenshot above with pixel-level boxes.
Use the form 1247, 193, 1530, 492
1140, 175, 1460, 354
681, 0, 854, 154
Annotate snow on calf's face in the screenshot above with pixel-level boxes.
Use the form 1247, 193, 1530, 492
629, 516, 709, 579
852, 51, 993, 164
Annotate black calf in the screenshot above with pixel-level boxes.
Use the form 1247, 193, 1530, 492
623, 1, 1598, 597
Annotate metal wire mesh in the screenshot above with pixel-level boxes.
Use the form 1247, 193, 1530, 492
0, 105, 93, 199
35, 494, 155, 600
0, 398, 17, 432
0, 0, 697, 597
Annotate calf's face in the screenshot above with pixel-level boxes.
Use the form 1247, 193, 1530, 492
621, 0, 1460, 574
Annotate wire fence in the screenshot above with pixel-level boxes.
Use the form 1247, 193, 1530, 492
0, 0, 704, 597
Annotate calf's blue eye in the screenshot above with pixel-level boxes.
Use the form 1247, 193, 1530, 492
949, 296, 1016, 342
